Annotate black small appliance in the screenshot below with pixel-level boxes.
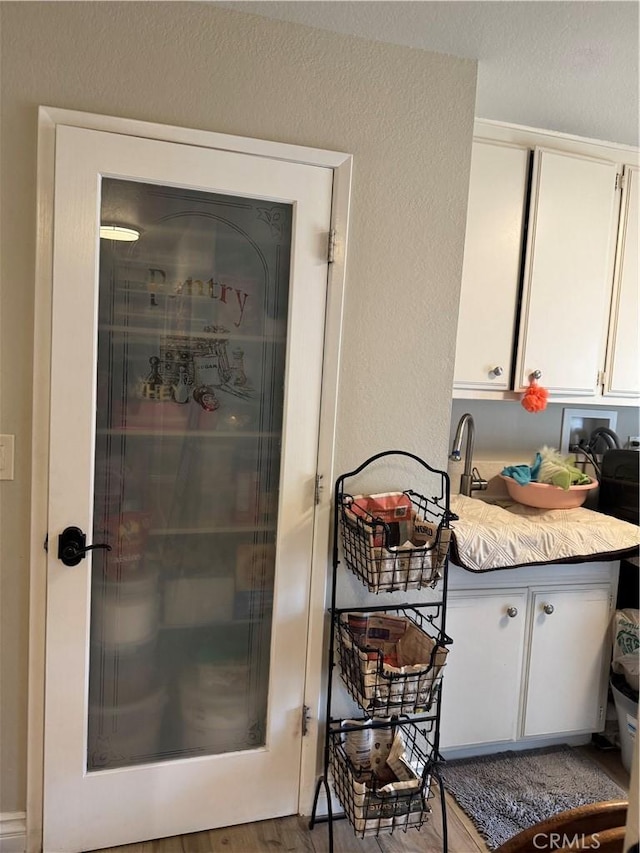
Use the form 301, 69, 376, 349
598, 449, 639, 609
598, 449, 639, 525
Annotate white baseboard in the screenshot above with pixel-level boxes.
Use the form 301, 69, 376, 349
0, 813, 26, 853
440, 732, 590, 761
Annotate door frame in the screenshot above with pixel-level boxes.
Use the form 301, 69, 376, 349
28, 105, 351, 853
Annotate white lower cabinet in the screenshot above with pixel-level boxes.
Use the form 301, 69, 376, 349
439, 590, 527, 748
440, 564, 615, 754
524, 587, 612, 737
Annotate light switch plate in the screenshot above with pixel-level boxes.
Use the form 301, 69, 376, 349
0, 434, 15, 480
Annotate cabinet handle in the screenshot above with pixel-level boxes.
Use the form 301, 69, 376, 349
506, 606, 518, 618
490, 366, 504, 377
543, 603, 555, 615
530, 369, 542, 380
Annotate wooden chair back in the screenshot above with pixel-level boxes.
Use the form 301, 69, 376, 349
495, 800, 629, 853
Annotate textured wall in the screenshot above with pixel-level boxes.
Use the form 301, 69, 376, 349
229, 0, 640, 147
0, 1, 476, 814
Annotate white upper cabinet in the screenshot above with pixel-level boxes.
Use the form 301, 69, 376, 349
604, 165, 639, 397
453, 121, 639, 405
453, 141, 530, 391
515, 148, 621, 395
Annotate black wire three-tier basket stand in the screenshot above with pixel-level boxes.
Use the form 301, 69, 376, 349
309, 450, 455, 853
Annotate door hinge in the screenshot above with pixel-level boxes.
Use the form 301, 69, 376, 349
302, 704, 311, 736
327, 229, 337, 264
44, 533, 48, 553
598, 704, 605, 723
615, 172, 625, 191
597, 369, 607, 388
314, 473, 324, 506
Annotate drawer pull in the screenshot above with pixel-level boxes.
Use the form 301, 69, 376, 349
506, 606, 518, 618
543, 603, 555, 615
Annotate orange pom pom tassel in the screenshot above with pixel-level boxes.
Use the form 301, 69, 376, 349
521, 378, 549, 413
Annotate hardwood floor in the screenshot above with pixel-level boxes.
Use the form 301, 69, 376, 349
91, 746, 630, 853
92, 787, 486, 853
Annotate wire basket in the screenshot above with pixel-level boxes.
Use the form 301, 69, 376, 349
339, 490, 452, 593
336, 608, 451, 716
329, 719, 436, 838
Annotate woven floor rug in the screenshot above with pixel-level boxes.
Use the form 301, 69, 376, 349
439, 745, 626, 850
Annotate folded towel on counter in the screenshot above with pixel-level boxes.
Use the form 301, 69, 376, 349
449, 494, 640, 572
502, 452, 542, 485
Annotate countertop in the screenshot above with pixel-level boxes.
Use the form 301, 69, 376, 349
449, 493, 640, 573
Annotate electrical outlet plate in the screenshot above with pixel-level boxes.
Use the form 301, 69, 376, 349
0, 434, 15, 480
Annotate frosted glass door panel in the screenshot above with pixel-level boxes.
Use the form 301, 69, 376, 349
88, 178, 292, 770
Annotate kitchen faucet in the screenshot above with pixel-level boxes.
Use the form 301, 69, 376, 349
587, 426, 621, 452
449, 413, 488, 496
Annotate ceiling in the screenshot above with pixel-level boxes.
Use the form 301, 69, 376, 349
217, 1, 639, 147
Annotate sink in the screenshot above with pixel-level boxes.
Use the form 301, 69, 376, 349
474, 496, 517, 509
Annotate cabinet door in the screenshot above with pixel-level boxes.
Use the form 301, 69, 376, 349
524, 587, 611, 737
515, 148, 621, 395
439, 591, 527, 749
454, 141, 530, 390
604, 165, 639, 397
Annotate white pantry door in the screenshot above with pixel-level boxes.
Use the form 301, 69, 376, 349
44, 125, 333, 852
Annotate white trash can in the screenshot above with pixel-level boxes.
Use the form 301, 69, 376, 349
611, 678, 638, 773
